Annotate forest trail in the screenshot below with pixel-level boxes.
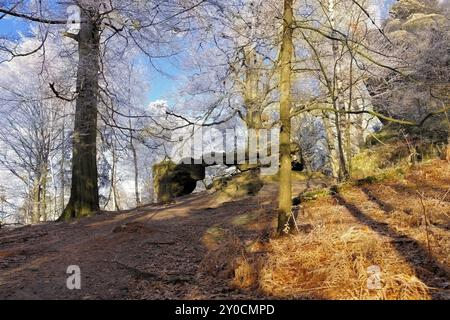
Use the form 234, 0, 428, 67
0, 177, 316, 300
0, 161, 449, 300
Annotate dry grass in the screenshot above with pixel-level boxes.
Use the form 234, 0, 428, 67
259, 225, 430, 300
200, 160, 450, 300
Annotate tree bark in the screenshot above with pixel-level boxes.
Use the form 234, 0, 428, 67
111, 142, 121, 211
60, 120, 66, 212
329, 0, 349, 182
244, 46, 262, 130
129, 117, 141, 206
41, 165, 48, 222
323, 114, 340, 178
60, 8, 100, 220
277, 0, 295, 235
334, 106, 349, 181
32, 178, 41, 224
130, 134, 141, 206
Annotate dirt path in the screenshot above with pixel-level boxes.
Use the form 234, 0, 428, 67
0, 180, 311, 300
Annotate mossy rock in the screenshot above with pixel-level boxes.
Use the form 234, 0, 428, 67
207, 176, 232, 192
236, 162, 261, 172
215, 170, 264, 202
262, 170, 324, 183
402, 13, 447, 32
384, 19, 403, 33
353, 123, 448, 180
153, 160, 206, 203
388, 30, 418, 44
391, 0, 431, 19
174, 162, 206, 180
153, 160, 175, 203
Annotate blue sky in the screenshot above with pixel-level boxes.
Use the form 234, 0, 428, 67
0, 16, 31, 37
145, 59, 181, 102
0, 14, 178, 103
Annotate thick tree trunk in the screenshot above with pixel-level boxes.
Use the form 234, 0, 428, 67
60, 9, 100, 220
277, 0, 295, 235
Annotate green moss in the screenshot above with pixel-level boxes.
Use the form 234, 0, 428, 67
152, 160, 206, 203
231, 212, 260, 226
294, 166, 406, 203
215, 170, 264, 202
299, 189, 332, 202
207, 176, 231, 191
262, 171, 324, 183
402, 13, 447, 32
205, 225, 227, 242
355, 175, 378, 185
353, 131, 448, 181
366, 126, 399, 146
353, 167, 406, 187
390, 0, 432, 19
352, 149, 384, 179
152, 160, 177, 203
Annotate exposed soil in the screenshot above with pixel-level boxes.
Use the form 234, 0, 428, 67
0, 179, 306, 300
0, 161, 449, 300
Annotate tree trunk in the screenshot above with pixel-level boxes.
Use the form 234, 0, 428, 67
445, 112, 450, 162
129, 118, 141, 206
41, 166, 48, 222
323, 114, 340, 179
60, 120, 66, 212
244, 46, 263, 166
446, 137, 450, 162
329, 0, 349, 182
131, 137, 141, 206
346, 55, 355, 177
60, 8, 100, 220
32, 178, 41, 224
244, 46, 262, 130
334, 107, 349, 182
111, 142, 121, 211
277, 0, 294, 235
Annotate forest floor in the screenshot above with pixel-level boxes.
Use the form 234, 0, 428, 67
0, 160, 449, 300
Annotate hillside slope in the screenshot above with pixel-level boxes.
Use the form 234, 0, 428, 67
0, 161, 449, 300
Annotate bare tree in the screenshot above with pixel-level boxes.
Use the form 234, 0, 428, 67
277, 0, 295, 235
